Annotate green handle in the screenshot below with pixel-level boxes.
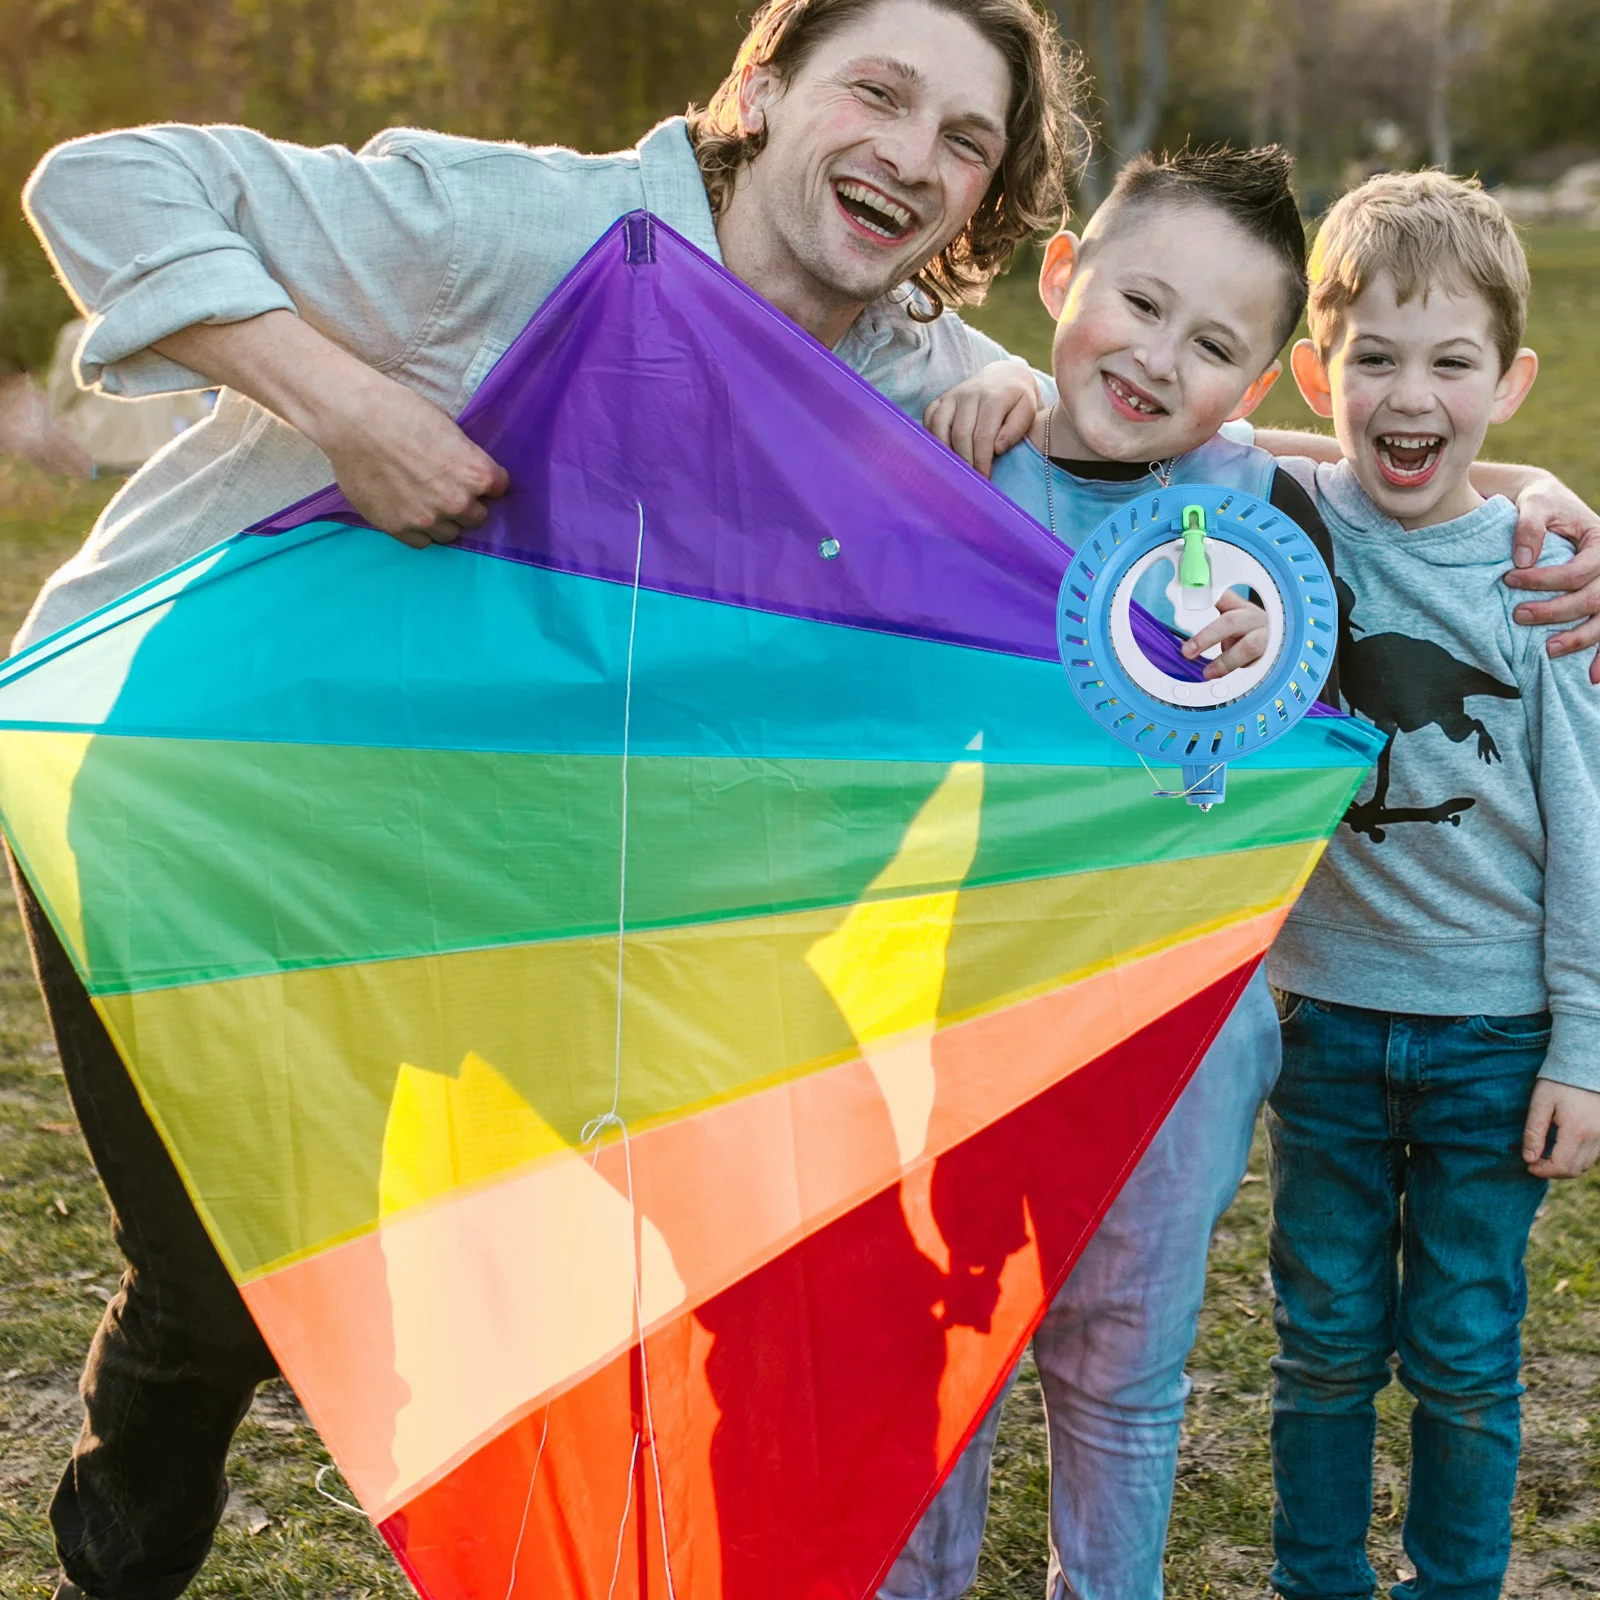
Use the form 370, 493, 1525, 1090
1179, 504, 1210, 588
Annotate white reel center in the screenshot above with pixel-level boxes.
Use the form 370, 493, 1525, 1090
1108, 535, 1284, 709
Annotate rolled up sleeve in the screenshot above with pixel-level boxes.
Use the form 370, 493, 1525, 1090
24, 124, 457, 398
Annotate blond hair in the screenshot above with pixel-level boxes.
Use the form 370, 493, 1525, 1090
1308, 170, 1530, 371
686, 0, 1088, 319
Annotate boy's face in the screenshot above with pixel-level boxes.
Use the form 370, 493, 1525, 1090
1036, 201, 1287, 463
1291, 271, 1538, 530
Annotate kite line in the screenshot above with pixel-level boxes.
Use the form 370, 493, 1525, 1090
575, 501, 679, 1600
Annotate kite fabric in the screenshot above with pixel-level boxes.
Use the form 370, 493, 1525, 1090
0, 211, 1382, 1600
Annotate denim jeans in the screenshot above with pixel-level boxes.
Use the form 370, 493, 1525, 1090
8, 855, 279, 1600
1267, 997, 1550, 1600
881, 968, 1281, 1600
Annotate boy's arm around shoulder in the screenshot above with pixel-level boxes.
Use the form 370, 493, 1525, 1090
1514, 600, 1600, 1177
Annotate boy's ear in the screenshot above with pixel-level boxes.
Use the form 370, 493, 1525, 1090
1038, 232, 1080, 321
1490, 348, 1539, 424
1227, 360, 1282, 424
1290, 339, 1335, 419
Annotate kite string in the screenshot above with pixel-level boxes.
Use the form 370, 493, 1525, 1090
578, 503, 679, 1600
499, 1409, 551, 1600
313, 1462, 365, 1516
1135, 750, 1225, 799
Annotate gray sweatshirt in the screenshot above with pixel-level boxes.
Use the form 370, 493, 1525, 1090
1267, 459, 1600, 1091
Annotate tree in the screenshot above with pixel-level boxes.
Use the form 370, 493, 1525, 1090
1053, 0, 1169, 207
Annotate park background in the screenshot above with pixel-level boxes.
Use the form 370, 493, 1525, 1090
1, 0, 1597, 1595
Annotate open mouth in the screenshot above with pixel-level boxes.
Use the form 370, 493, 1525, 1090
833, 179, 916, 243
1374, 433, 1445, 488
1102, 371, 1168, 422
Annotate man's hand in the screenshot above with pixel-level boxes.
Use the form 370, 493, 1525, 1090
1181, 588, 1269, 680
307, 364, 509, 548
154, 310, 508, 549
1501, 472, 1600, 684
924, 359, 1040, 478
1523, 1078, 1600, 1179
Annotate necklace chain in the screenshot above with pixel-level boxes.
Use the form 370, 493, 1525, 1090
1040, 403, 1174, 544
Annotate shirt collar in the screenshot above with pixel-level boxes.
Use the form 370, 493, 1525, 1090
636, 117, 723, 262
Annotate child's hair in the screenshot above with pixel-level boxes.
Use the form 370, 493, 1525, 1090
1087, 143, 1308, 353
1307, 171, 1530, 372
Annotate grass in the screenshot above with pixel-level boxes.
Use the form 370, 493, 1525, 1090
963, 225, 1600, 510
2, 232, 1599, 1599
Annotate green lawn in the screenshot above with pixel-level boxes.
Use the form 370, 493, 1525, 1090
2, 232, 1599, 1599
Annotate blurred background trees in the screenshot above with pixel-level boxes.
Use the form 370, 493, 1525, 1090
2, 0, 1597, 373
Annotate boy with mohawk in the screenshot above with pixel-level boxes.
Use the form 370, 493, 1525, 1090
1266, 171, 1600, 1600
885, 143, 1328, 1600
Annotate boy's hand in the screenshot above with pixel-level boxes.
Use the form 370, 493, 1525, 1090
1503, 473, 1600, 684
1181, 589, 1270, 680
924, 360, 1039, 479
1522, 1078, 1600, 1179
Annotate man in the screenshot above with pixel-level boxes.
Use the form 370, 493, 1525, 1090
17, 4, 1080, 1597
16, 2, 1600, 1597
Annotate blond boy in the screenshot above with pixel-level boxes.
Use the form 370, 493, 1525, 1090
1264, 171, 1600, 1600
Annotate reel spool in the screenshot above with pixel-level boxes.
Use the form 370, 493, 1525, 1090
1056, 484, 1338, 809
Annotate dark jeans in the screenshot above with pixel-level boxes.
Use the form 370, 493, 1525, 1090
8, 854, 278, 1600
1266, 996, 1550, 1600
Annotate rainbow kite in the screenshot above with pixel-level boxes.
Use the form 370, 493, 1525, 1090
0, 212, 1381, 1600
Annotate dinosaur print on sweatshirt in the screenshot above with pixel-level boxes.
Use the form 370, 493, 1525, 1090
1333, 576, 1521, 844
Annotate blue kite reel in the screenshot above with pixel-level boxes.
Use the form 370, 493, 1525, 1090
1056, 484, 1337, 808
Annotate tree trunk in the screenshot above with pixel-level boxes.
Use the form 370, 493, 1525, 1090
1429, 0, 1454, 171
1073, 0, 1168, 210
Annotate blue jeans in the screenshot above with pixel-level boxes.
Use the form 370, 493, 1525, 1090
881, 969, 1281, 1600
1267, 998, 1551, 1600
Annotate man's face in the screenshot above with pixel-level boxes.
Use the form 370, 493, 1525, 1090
739, 0, 1011, 312
1043, 203, 1288, 463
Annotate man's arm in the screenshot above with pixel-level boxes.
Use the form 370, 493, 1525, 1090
29, 125, 505, 543
155, 314, 507, 546
25, 124, 456, 396
1255, 426, 1600, 682
1520, 636, 1600, 1179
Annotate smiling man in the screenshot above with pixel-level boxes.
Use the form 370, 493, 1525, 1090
15, 5, 1082, 1598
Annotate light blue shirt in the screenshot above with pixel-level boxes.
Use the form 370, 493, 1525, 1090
1267, 459, 1600, 1090
18, 116, 1019, 648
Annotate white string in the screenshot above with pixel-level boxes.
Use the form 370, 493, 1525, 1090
313, 1462, 366, 1516
499, 1408, 551, 1600
1135, 750, 1225, 799
578, 503, 679, 1600
605, 1433, 643, 1600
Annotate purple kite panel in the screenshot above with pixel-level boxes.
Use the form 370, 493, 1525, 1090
250, 211, 1201, 674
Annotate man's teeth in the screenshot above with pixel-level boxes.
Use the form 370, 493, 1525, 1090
837, 181, 912, 236
1376, 434, 1444, 476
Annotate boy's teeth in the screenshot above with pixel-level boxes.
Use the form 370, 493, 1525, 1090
1107, 374, 1161, 415
1376, 433, 1443, 477
836, 181, 913, 236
